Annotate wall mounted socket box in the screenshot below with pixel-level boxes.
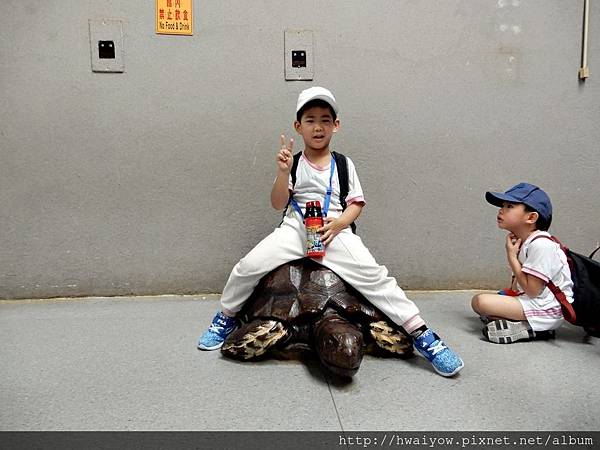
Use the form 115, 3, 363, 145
285, 30, 313, 80
89, 19, 124, 73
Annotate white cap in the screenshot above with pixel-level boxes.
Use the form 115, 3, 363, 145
296, 86, 339, 116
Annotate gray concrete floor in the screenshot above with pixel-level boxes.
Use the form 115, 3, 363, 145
1, 292, 599, 431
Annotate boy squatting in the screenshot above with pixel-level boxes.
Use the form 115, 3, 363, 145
472, 183, 574, 344
197, 86, 464, 377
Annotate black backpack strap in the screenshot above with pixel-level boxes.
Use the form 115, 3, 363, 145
332, 151, 356, 234
290, 151, 302, 187
280, 152, 303, 226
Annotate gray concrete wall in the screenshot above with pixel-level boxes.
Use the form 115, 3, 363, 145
1, 0, 599, 299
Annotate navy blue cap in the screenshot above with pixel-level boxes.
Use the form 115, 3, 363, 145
485, 182, 553, 222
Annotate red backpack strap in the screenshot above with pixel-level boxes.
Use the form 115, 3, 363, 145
546, 280, 577, 324
529, 234, 577, 324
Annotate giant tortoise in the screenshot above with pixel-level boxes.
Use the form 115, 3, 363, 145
221, 258, 413, 377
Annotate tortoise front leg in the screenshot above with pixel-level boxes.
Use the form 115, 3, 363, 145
221, 319, 287, 360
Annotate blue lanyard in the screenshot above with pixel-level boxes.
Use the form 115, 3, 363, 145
290, 154, 336, 219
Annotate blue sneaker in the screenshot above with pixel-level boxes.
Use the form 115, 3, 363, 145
413, 329, 464, 377
197, 311, 238, 351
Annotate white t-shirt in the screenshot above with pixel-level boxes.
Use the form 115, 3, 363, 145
517, 230, 574, 331
286, 152, 365, 218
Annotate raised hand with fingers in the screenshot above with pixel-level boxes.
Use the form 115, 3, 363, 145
277, 134, 294, 173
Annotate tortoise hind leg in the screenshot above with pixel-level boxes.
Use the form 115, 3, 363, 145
221, 319, 287, 360
369, 321, 414, 357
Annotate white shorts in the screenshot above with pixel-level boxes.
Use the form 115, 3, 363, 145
518, 294, 564, 331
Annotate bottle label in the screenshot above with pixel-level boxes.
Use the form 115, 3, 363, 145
305, 217, 325, 257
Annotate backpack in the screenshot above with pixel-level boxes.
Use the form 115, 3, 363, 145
284, 151, 357, 234
531, 235, 600, 337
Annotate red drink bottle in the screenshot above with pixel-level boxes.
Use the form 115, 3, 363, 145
305, 201, 325, 258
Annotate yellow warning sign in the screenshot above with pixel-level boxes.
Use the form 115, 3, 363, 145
156, 0, 193, 35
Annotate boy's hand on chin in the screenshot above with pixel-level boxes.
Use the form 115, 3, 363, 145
505, 233, 521, 258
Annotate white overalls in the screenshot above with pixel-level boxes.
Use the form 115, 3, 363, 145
219, 152, 423, 330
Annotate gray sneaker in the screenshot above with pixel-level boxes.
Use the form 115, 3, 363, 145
483, 319, 555, 344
